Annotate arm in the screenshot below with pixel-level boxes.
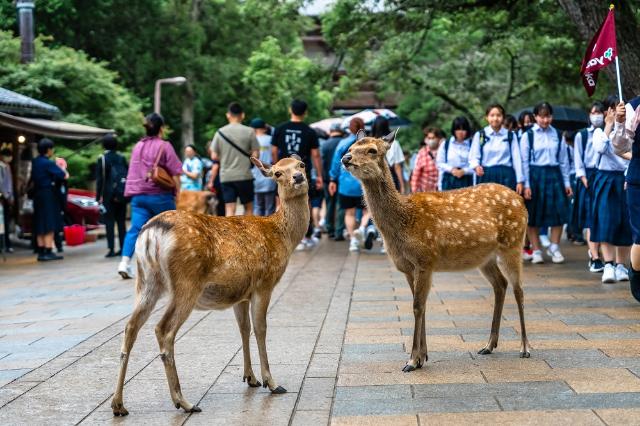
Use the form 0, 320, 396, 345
468, 132, 480, 169
574, 132, 586, 179
394, 163, 405, 193
558, 135, 572, 192
95, 158, 103, 202
270, 128, 280, 162
410, 150, 424, 193
207, 160, 220, 190
611, 102, 635, 156
311, 148, 323, 188
519, 131, 530, 189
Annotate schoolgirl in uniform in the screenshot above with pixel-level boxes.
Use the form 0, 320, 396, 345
590, 96, 631, 284
437, 116, 474, 190
520, 102, 572, 265
574, 101, 606, 272
469, 104, 524, 192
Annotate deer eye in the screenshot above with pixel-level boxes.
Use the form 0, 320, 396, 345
299, 162, 305, 168
368, 148, 378, 155
274, 171, 282, 178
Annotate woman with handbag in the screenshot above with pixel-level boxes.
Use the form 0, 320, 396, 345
117, 113, 182, 279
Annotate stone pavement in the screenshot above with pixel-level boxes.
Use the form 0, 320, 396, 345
1, 237, 639, 425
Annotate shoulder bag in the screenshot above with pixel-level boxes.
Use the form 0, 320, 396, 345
147, 144, 175, 190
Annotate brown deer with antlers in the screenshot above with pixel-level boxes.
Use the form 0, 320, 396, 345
111, 156, 309, 416
343, 131, 530, 372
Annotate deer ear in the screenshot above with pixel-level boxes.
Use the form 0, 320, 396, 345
290, 154, 302, 161
250, 157, 273, 177
382, 129, 398, 145
356, 129, 367, 141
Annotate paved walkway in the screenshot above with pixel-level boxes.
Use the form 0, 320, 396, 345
0, 237, 639, 425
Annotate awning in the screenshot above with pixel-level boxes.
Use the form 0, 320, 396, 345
0, 112, 114, 140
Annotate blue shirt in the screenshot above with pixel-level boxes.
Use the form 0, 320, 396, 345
31, 155, 65, 189
436, 137, 473, 175
520, 124, 571, 188
252, 134, 277, 193
469, 126, 524, 183
592, 128, 629, 172
574, 126, 599, 178
329, 134, 363, 197
180, 157, 204, 191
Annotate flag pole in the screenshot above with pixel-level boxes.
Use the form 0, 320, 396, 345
610, 4, 624, 102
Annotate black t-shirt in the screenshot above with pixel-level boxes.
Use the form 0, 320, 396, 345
271, 121, 319, 176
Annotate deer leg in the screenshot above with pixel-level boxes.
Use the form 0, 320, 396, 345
477, 258, 508, 355
404, 271, 428, 367
233, 301, 261, 387
498, 249, 531, 358
112, 266, 162, 416
250, 290, 285, 394
155, 294, 201, 413
403, 269, 431, 372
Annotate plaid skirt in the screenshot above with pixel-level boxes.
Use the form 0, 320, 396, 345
572, 167, 596, 230
590, 170, 632, 246
477, 165, 516, 190
525, 166, 569, 227
441, 173, 473, 191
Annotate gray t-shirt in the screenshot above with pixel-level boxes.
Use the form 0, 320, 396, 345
211, 123, 260, 183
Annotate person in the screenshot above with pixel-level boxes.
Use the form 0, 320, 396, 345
520, 102, 572, 265
469, 104, 524, 192
411, 127, 442, 193
320, 123, 344, 239
0, 148, 14, 252
591, 96, 631, 284
437, 116, 474, 190
564, 131, 584, 244
518, 111, 535, 138
504, 114, 519, 133
271, 99, 324, 249
180, 145, 204, 191
31, 138, 67, 261
250, 118, 277, 216
53, 156, 68, 253
611, 96, 640, 300
210, 102, 260, 217
329, 117, 371, 252
96, 134, 129, 258
117, 113, 182, 278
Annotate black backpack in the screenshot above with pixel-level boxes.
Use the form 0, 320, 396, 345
102, 154, 128, 203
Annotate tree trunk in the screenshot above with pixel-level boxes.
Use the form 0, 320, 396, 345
557, 0, 640, 99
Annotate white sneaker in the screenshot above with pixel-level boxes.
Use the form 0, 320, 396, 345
306, 237, 318, 248
546, 248, 565, 264
295, 241, 306, 251
615, 264, 630, 281
602, 263, 616, 283
353, 228, 364, 246
349, 238, 360, 252
380, 242, 387, 254
522, 249, 534, 261
531, 250, 544, 264
540, 234, 551, 248
118, 260, 133, 279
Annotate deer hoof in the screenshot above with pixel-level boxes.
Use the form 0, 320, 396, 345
243, 376, 262, 387
111, 402, 129, 417
271, 386, 287, 394
176, 402, 201, 413
402, 364, 416, 373
477, 348, 493, 355
520, 351, 531, 358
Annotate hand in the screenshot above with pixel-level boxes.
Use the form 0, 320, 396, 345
452, 168, 464, 178
565, 186, 573, 197
581, 176, 588, 189
475, 166, 484, 177
328, 182, 337, 196
315, 175, 323, 190
516, 183, 523, 195
605, 107, 615, 127
616, 101, 626, 124
524, 188, 532, 200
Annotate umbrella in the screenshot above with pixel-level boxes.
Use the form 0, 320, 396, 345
310, 117, 343, 134
514, 105, 588, 131
341, 108, 397, 129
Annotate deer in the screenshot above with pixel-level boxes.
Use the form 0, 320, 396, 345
342, 130, 531, 372
111, 155, 310, 416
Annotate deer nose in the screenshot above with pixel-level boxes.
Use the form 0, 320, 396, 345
342, 153, 352, 165
293, 173, 305, 184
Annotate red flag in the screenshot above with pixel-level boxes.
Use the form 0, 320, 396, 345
580, 7, 617, 97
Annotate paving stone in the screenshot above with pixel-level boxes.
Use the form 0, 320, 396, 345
418, 410, 603, 425
332, 414, 418, 425
332, 395, 500, 416
498, 392, 640, 411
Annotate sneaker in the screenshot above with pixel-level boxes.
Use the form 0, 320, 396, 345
380, 242, 387, 254
37, 251, 63, 261
313, 227, 322, 239
353, 228, 364, 246
105, 250, 117, 258
539, 234, 551, 248
546, 248, 565, 264
306, 237, 318, 248
295, 241, 306, 251
630, 267, 640, 302
615, 264, 629, 282
572, 238, 586, 246
602, 263, 616, 283
531, 250, 544, 264
349, 238, 360, 252
5, 247, 14, 253
590, 258, 605, 273
522, 248, 534, 261
364, 225, 376, 250
334, 234, 345, 241
118, 260, 133, 279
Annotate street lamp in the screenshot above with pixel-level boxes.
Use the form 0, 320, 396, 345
154, 76, 187, 114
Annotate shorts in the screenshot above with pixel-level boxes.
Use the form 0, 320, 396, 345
339, 194, 365, 210
310, 181, 323, 208
221, 179, 254, 205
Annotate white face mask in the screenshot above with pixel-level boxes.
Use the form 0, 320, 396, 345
590, 113, 604, 127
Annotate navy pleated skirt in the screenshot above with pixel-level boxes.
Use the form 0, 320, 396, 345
627, 183, 640, 245
525, 165, 569, 227
477, 165, 516, 190
33, 187, 63, 235
441, 173, 473, 191
572, 167, 596, 230
591, 170, 632, 246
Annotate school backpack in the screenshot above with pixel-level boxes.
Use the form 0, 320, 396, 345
479, 130, 515, 164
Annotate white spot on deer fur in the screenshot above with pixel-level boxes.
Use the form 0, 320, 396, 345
512, 199, 519, 206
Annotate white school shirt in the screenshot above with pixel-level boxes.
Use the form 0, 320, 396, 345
574, 126, 599, 178
611, 103, 640, 155
592, 128, 629, 172
436, 137, 473, 175
520, 124, 571, 189
566, 144, 576, 176
468, 126, 524, 183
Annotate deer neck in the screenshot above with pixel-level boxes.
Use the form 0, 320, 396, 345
275, 191, 310, 250
361, 163, 409, 235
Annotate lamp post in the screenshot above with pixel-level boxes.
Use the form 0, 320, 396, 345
16, 1, 35, 63
153, 76, 187, 114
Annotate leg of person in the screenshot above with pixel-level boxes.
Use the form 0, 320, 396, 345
601, 243, 617, 283
104, 202, 116, 256
547, 226, 565, 264
3, 200, 12, 251
264, 191, 276, 216
344, 207, 357, 251
335, 198, 346, 241
614, 246, 631, 282
254, 193, 265, 216
114, 201, 127, 255
527, 227, 544, 264
119, 196, 153, 279
586, 229, 604, 272
324, 184, 336, 237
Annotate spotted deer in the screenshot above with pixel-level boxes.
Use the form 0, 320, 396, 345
111, 156, 309, 416
343, 131, 530, 372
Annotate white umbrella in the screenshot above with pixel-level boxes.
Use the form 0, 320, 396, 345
310, 117, 343, 134
341, 109, 398, 129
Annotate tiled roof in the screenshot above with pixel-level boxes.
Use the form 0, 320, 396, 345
0, 87, 60, 118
